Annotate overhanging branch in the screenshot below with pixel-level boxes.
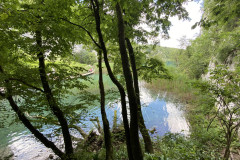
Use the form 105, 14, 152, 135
60, 18, 101, 49
8, 78, 44, 93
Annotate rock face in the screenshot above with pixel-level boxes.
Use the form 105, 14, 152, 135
201, 59, 216, 81
202, 54, 240, 154
0, 146, 14, 160
201, 54, 239, 81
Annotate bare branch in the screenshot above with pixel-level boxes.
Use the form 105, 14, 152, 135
207, 108, 220, 131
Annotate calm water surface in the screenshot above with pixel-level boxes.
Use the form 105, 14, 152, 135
0, 77, 189, 160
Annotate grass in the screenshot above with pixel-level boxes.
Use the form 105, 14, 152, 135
92, 62, 114, 75
64, 61, 228, 159
142, 65, 227, 159
81, 74, 118, 94
144, 67, 197, 104
61, 61, 229, 159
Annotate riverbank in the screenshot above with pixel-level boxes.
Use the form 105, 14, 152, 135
143, 70, 238, 159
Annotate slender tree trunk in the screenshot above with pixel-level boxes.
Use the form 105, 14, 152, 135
224, 129, 232, 160
0, 66, 65, 159
98, 50, 113, 160
125, 38, 154, 153
116, 3, 143, 160
90, 0, 133, 159
224, 141, 231, 160
7, 96, 67, 158
36, 30, 74, 158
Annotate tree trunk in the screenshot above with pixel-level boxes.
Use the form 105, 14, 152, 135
116, 3, 143, 160
0, 66, 65, 159
98, 50, 113, 160
224, 129, 232, 160
125, 38, 154, 153
7, 96, 67, 158
224, 142, 231, 160
36, 29, 74, 158
90, 0, 133, 159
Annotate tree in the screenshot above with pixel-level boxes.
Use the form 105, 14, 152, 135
89, 0, 133, 159
126, 38, 154, 153
0, 64, 67, 159
184, 0, 240, 158
116, 0, 188, 154
196, 66, 240, 160
189, 0, 240, 77
73, 49, 97, 65
88, 0, 188, 159
181, 32, 214, 79
1, 0, 191, 159
0, 0, 85, 159
97, 49, 113, 160
116, 2, 143, 159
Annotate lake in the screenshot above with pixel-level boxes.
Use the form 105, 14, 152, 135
0, 75, 189, 159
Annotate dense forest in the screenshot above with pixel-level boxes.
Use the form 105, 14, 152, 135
0, 0, 239, 160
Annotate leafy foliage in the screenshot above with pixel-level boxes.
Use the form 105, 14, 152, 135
191, 66, 240, 159
72, 47, 97, 65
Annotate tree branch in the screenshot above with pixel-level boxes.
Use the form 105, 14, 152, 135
69, 124, 87, 139
0, 91, 6, 97
60, 18, 101, 49
8, 78, 44, 93
207, 108, 220, 131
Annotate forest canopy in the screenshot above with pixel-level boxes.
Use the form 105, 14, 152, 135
0, 0, 239, 160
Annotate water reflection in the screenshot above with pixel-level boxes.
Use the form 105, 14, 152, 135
140, 82, 189, 136
0, 80, 189, 159
86, 81, 189, 137
142, 98, 169, 136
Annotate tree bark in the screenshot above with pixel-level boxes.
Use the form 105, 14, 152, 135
0, 66, 65, 159
224, 129, 232, 160
98, 50, 113, 160
116, 3, 143, 160
7, 96, 67, 158
36, 29, 74, 158
126, 38, 154, 153
90, 0, 133, 159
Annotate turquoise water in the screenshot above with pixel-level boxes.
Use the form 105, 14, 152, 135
0, 76, 189, 159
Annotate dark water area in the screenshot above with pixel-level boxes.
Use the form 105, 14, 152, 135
0, 76, 189, 160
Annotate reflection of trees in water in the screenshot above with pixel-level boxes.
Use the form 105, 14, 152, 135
139, 82, 188, 136
0, 100, 23, 153
143, 82, 184, 106
0, 146, 14, 160
0, 101, 19, 159
0, 79, 188, 159
0, 100, 16, 128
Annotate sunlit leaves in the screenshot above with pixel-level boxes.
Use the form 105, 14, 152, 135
138, 58, 172, 82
